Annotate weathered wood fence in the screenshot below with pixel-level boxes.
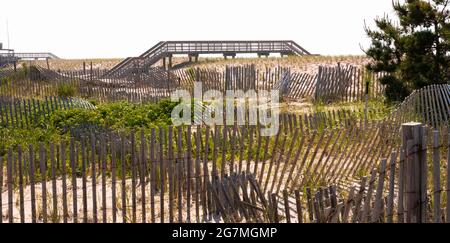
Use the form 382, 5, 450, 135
0, 96, 95, 128
0, 84, 449, 224
0, 121, 448, 223
1, 64, 385, 103
385, 84, 450, 129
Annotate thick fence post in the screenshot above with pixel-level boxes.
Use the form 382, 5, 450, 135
401, 122, 427, 223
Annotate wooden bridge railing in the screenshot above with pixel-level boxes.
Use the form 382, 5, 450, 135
106, 40, 311, 77
11, 52, 59, 60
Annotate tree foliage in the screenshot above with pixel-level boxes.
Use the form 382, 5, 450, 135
365, 0, 450, 102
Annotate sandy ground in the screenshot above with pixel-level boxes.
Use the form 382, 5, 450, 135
1, 176, 216, 223
188, 55, 370, 75
27, 59, 123, 71
29, 57, 194, 71
280, 101, 314, 114
25, 55, 369, 73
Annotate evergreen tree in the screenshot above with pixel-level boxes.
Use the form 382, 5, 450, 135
365, 0, 450, 102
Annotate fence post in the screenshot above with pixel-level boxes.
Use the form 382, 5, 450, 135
401, 122, 427, 223
364, 72, 370, 128
315, 66, 322, 101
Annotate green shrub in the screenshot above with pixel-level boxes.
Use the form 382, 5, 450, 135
0, 99, 180, 152
57, 83, 77, 97
87, 98, 99, 106
49, 99, 178, 131
50, 108, 100, 129
0, 127, 65, 157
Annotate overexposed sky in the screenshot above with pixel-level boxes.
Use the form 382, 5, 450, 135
0, 0, 394, 59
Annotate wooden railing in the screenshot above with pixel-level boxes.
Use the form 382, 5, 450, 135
11, 52, 59, 60
106, 40, 310, 77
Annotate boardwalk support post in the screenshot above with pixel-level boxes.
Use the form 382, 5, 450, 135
168, 55, 172, 69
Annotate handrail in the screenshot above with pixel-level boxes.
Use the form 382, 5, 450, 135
107, 57, 133, 74
140, 41, 166, 58
286, 41, 311, 55
0, 52, 59, 60
105, 41, 168, 76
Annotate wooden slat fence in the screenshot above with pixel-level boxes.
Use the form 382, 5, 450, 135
384, 84, 450, 129
1, 64, 385, 104
1, 122, 447, 223
0, 96, 95, 128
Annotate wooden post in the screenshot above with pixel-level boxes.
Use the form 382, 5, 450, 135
39, 143, 48, 223
0, 156, 3, 223
447, 131, 450, 223
372, 158, 387, 222
29, 145, 37, 223
111, 135, 117, 223
282, 190, 291, 223
81, 138, 88, 223
386, 152, 397, 223
70, 138, 78, 223
401, 122, 427, 223
7, 148, 13, 223
364, 72, 369, 128
432, 130, 441, 223
18, 146, 25, 223
294, 190, 303, 223
61, 141, 68, 223
270, 193, 279, 223
90, 62, 93, 82
90, 134, 98, 223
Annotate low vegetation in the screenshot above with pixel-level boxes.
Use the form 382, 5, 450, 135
57, 83, 78, 97
0, 99, 179, 156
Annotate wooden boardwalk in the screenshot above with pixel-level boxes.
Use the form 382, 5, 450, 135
106, 40, 311, 77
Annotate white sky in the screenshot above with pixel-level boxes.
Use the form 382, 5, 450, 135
0, 0, 394, 59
